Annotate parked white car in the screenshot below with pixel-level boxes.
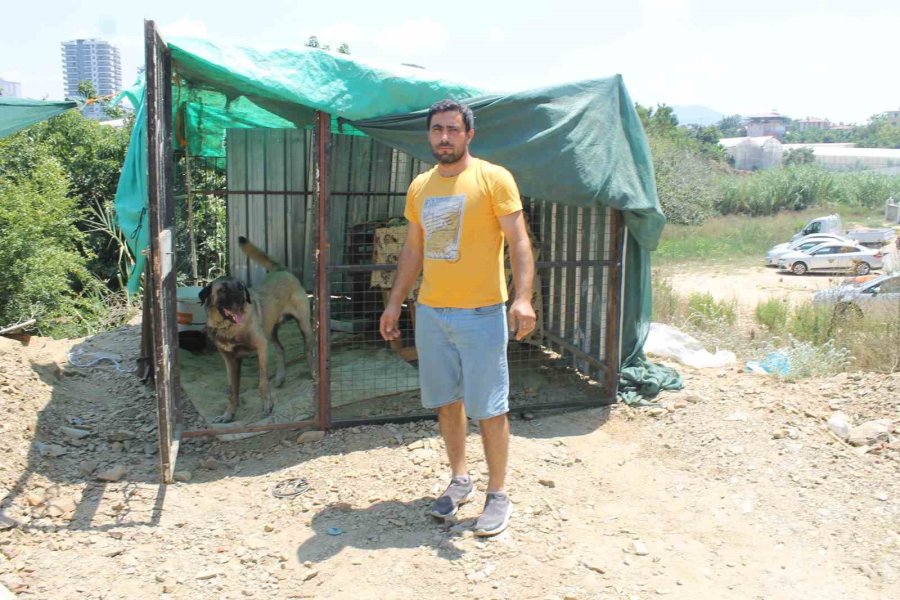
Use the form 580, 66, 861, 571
766, 234, 852, 266
777, 242, 884, 276
813, 274, 900, 320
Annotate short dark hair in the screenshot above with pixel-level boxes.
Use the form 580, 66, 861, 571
427, 99, 474, 132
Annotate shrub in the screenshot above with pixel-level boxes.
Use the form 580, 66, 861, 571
755, 298, 788, 333
786, 302, 835, 345
0, 157, 103, 335
685, 292, 736, 328
651, 277, 680, 324
763, 336, 853, 381
650, 136, 722, 225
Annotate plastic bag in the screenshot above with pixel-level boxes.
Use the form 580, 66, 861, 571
744, 352, 791, 376
643, 322, 736, 369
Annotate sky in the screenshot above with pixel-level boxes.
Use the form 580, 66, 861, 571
1, 0, 897, 125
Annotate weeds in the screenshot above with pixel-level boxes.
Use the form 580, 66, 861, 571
754, 298, 788, 333
686, 292, 736, 328
760, 336, 854, 381
654, 282, 898, 376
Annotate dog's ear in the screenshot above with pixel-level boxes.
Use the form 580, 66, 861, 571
199, 283, 213, 307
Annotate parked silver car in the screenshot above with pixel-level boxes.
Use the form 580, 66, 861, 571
813, 274, 900, 320
766, 234, 852, 266
777, 242, 884, 276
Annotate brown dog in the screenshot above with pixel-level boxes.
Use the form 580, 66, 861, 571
199, 237, 313, 423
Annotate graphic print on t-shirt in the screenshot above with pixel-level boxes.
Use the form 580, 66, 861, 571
422, 195, 465, 261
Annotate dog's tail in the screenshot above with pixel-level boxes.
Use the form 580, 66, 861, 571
238, 236, 284, 272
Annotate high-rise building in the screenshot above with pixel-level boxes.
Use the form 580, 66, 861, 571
0, 78, 22, 98
61, 38, 122, 119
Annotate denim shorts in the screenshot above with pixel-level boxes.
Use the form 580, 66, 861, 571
414, 303, 510, 421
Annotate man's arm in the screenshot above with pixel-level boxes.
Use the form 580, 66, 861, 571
379, 222, 424, 341
498, 210, 536, 341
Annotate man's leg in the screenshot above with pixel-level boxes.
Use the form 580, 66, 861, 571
451, 303, 512, 536
430, 401, 475, 519
438, 401, 468, 477
474, 412, 512, 536
479, 413, 509, 492
416, 304, 473, 519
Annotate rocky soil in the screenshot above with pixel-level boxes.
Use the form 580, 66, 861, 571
1, 318, 898, 599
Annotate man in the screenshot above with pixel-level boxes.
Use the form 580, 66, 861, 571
379, 99, 536, 537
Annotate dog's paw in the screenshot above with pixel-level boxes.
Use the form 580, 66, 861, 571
273, 373, 286, 388
261, 400, 274, 416
212, 411, 235, 423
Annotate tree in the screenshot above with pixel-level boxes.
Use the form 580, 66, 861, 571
856, 113, 900, 149
650, 136, 722, 225
305, 36, 351, 54
636, 102, 726, 163
77, 80, 97, 100
636, 103, 680, 139
635, 103, 728, 224
716, 114, 745, 138
684, 125, 727, 162
0, 151, 106, 336
0, 111, 131, 287
783, 147, 816, 166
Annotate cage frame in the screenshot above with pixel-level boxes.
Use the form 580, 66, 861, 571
143, 21, 625, 483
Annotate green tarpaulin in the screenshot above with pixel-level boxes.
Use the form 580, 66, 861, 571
113, 37, 681, 400
0, 98, 77, 139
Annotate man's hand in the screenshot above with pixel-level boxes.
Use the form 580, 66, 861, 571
380, 303, 402, 341
507, 298, 536, 341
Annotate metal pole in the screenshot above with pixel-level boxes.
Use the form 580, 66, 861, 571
182, 419, 318, 439
313, 111, 332, 430
184, 140, 199, 283
604, 209, 625, 403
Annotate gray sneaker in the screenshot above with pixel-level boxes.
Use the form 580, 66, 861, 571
429, 476, 475, 519
474, 491, 512, 537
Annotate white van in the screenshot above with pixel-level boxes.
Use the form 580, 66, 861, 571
791, 214, 895, 246
790, 215, 842, 241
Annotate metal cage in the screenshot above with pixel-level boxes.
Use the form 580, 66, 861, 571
142, 22, 624, 483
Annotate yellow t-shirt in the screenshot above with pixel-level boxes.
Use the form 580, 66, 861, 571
404, 158, 522, 308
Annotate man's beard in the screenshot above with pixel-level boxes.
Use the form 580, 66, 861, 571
431, 144, 464, 164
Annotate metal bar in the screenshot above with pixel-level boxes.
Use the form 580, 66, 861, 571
332, 397, 608, 429
163, 37, 183, 433
209, 189, 314, 196
618, 225, 629, 370
181, 419, 318, 439
283, 131, 290, 268
139, 274, 153, 382
551, 203, 566, 354
515, 397, 614, 412
314, 111, 332, 430
604, 209, 625, 402
184, 143, 198, 282
332, 414, 437, 429
540, 330, 606, 369
324, 258, 616, 274
534, 259, 618, 269
579, 207, 594, 362
145, 19, 177, 485
564, 206, 579, 352
199, 190, 408, 197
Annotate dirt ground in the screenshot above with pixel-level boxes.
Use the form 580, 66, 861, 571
1, 264, 899, 599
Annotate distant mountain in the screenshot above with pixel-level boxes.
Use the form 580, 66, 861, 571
672, 105, 725, 127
